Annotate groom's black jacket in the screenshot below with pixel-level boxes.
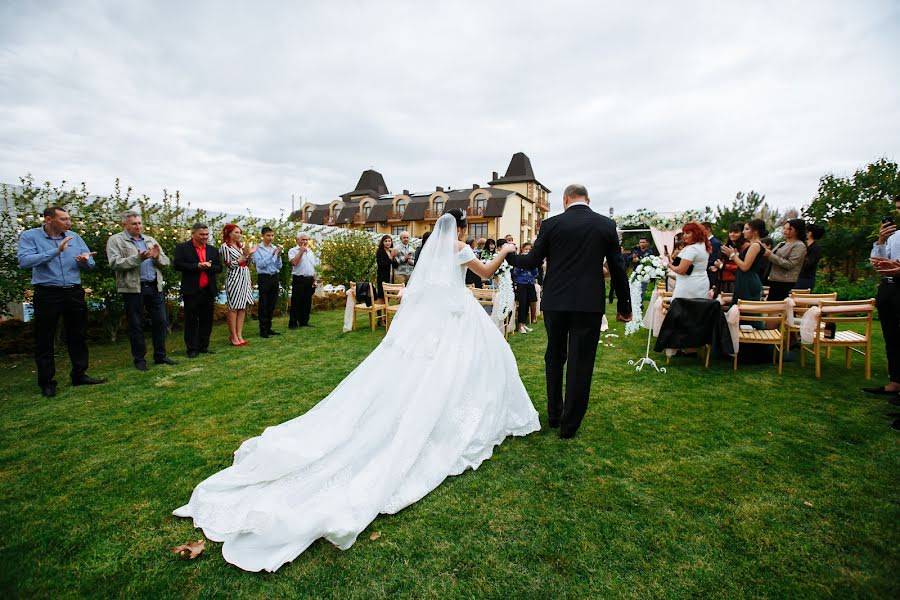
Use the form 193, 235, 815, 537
506, 204, 631, 314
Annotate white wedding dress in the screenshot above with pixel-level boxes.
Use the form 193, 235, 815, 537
173, 214, 540, 572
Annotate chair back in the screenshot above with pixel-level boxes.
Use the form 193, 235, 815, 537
818, 299, 876, 324
471, 288, 495, 307
382, 283, 404, 307
791, 288, 811, 295
762, 286, 770, 300
789, 292, 837, 325
736, 300, 787, 327
659, 291, 674, 314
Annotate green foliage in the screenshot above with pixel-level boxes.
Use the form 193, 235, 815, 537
804, 158, 900, 281
813, 271, 879, 301
317, 230, 378, 286
712, 190, 784, 240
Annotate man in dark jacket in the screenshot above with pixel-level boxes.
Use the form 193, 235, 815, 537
506, 184, 631, 438
173, 223, 222, 357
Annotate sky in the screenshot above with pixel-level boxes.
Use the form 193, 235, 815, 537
1, 0, 898, 218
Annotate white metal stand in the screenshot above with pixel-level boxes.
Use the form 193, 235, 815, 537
627, 282, 667, 373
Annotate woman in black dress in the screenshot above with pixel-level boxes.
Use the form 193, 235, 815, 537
725, 219, 768, 304
375, 235, 399, 301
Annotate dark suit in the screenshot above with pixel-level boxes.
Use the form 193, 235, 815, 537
707, 235, 722, 294
506, 204, 630, 437
174, 240, 222, 354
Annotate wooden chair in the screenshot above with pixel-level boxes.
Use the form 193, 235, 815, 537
718, 292, 733, 308
734, 300, 787, 374
350, 281, 385, 332
791, 288, 811, 295
788, 292, 837, 364
382, 283, 405, 332
802, 299, 876, 379
471, 288, 513, 339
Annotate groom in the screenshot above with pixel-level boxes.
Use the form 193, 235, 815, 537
506, 184, 631, 438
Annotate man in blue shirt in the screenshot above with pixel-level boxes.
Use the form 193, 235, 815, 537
17, 206, 106, 397
252, 227, 284, 338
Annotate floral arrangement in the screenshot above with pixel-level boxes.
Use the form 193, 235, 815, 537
615, 209, 714, 231
482, 253, 512, 278
629, 255, 668, 284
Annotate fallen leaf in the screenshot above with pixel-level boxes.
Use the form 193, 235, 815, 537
585, 447, 595, 454
767, 432, 773, 437
172, 539, 205, 559
369, 531, 382, 541
803, 501, 813, 507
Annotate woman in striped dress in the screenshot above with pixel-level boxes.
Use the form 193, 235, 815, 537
221, 224, 255, 347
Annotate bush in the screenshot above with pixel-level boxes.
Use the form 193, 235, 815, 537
813, 272, 878, 300
317, 231, 377, 287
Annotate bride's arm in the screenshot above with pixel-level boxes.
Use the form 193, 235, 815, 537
464, 244, 517, 279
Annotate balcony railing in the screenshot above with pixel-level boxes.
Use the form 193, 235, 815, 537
353, 213, 367, 225
466, 206, 485, 217
323, 215, 337, 226
521, 218, 528, 226
387, 210, 404, 222
537, 200, 550, 212
424, 209, 442, 220
535, 218, 543, 231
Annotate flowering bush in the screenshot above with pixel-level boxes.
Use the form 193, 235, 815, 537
629, 255, 668, 284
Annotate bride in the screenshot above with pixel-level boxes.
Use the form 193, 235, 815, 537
173, 209, 540, 572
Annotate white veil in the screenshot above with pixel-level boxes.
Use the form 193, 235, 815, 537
384, 214, 471, 345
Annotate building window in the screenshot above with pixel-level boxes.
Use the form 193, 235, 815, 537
362, 203, 371, 217
391, 226, 405, 236
433, 200, 444, 214
304, 207, 313, 221
469, 222, 488, 239
363, 226, 375, 233
396, 199, 407, 214
474, 195, 487, 213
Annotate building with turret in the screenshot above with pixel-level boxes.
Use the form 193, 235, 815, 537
290, 152, 551, 245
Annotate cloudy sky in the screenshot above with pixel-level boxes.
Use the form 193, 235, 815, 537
1, 0, 898, 218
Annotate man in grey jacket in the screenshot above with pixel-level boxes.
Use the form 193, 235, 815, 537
106, 210, 177, 370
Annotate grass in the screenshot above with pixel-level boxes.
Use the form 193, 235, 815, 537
0, 306, 898, 599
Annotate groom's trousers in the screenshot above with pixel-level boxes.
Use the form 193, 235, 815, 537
543, 310, 605, 434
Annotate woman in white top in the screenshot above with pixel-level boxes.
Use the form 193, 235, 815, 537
670, 222, 711, 299
173, 209, 539, 572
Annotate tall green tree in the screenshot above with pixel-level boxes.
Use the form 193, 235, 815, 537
803, 158, 900, 281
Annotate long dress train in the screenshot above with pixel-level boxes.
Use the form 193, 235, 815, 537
173, 215, 540, 572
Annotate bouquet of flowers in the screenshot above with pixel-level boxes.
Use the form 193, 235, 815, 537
483, 253, 512, 277
629, 255, 668, 284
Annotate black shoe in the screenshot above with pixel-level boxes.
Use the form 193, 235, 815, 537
186, 351, 199, 359
269, 331, 281, 336
300, 323, 314, 327
260, 333, 270, 338
155, 357, 178, 366
199, 349, 215, 354
861, 386, 900, 395
40, 384, 57, 398
135, 361, 149, 372
72, 375, 106, 386
559, 428, 577, 439
548, 419, 560, 428
288, 324, 298, 330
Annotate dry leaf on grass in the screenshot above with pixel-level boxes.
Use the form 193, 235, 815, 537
172, 539, 205, 559
803, 501, 813, 507
369, 531, 382, 541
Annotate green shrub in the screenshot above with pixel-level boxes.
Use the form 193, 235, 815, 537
317, 231, 377, 287
814, 272, 878, 300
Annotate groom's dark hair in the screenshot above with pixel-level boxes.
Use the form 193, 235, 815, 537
564, 184, 588, 199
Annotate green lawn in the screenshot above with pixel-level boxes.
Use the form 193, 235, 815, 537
1, 307, 898, 599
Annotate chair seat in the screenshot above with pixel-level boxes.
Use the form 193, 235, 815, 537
356, 303, 380, 310
386, 305, 400, 313
818, 330, 867, 344
739, 329, 782, 342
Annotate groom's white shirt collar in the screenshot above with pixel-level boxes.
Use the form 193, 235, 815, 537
565, 201, 589, 210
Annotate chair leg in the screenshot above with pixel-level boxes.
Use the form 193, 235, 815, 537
865, 342, 871, 380
778, 343, 784, 375
352, 310, 357, 331
369, 310, 375, 332
845, 347, 851, 369
733, 353, 738, 371
815, 344, 822, 378
800, 344, 805, 367
705, 345, 711, 368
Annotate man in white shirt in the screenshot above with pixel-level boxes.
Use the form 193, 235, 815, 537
288, 232, 319, 328
394, 231, 415, 285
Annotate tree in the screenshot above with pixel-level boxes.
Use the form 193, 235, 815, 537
317, 231, 377, 287
803, 158, 900, 281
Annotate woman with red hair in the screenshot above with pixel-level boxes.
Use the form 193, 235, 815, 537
220, 224, 256, 346
669, 222, 711, 299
